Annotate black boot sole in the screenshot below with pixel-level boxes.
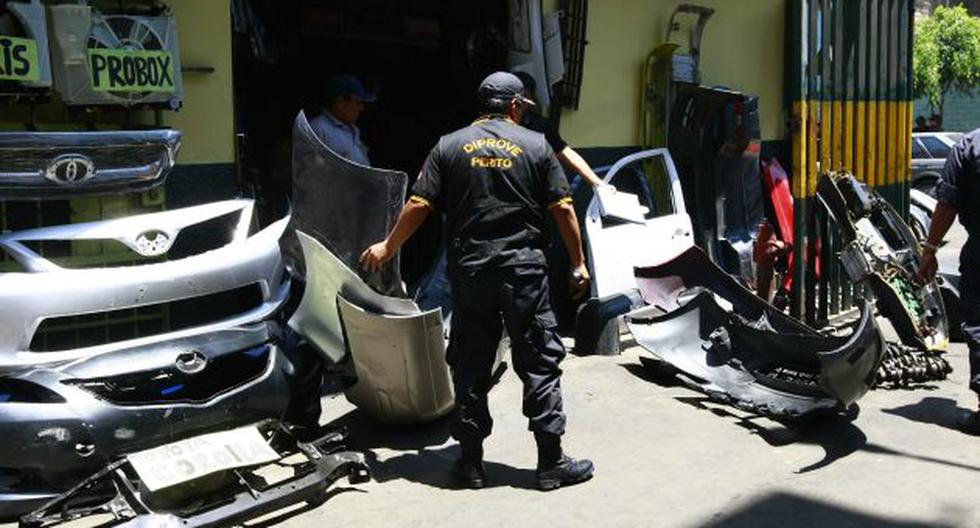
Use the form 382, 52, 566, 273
454, 475, 486, 489
537, 471, 593, 491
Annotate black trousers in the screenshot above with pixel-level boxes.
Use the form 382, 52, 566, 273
448, 265, 567, 444
961, 272, 980, 396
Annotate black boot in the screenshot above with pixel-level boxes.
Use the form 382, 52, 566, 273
452, 443, 486, 489
534, 433, 594, 491
957, 398, 980, 436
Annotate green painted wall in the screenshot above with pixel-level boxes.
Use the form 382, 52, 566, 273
547, 0, 786, 147
914, 90, 980, 133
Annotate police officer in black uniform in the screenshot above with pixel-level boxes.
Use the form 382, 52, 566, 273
918, 127, 980, 435
360, 71, 594, 490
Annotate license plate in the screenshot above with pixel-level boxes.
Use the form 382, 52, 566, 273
127, 426, 280, 492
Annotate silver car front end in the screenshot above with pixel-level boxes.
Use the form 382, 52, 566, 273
0, 199, 289, 370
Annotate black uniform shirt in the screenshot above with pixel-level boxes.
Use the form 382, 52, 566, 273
523, 111, 569, 154
411, 115, 571, 273
937, 128, 980, 268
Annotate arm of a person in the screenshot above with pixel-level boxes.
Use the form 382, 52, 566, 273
916, 201, 957, 283
360, 198, 432, 273
557, 146, 604, 188
549, 200, 585, 267
917, 136, 967, 283
549, 200, 590, 298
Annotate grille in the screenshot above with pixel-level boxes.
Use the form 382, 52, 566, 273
0, 246, 25, 272
65, 345, 271, 406
30, 284, 264, 352
17, 210, 243, 269
20, 239, 165, 269
0, 145, 166, 175
0, 379, 66, 403
167, 210, 242, 259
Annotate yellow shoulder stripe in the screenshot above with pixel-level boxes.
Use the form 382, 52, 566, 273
409, 195, 433, 207
547, 197, 573, 209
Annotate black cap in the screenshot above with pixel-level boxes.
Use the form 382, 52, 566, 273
478, 71, 535, 106
325, 74, 377, 102
511, 70, 537, 93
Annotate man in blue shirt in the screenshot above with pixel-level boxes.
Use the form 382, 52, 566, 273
918, 127, 980, 434
309, 74, 375, 166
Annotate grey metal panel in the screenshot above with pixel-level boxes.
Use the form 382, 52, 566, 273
338, 295, 453, 425
0, 130, 180, 199
629, 246, 885, 417
289, 232, 419, 364
627, 293, 882, 417
290, 111, 407, 296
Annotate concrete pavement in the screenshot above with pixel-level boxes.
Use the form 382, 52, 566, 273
7, 224, 975, 528
269, 337, 978, 528
265, 223, 979, 528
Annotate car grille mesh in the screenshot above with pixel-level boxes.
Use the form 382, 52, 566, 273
30, 284, 264, 352
65, 345, 271, 405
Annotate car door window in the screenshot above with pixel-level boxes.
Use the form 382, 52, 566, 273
911, 139, 928, 159
607, 155, 676, 219
921, 136, 951, 159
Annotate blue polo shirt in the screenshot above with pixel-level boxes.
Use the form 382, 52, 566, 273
309, 110, 370, 166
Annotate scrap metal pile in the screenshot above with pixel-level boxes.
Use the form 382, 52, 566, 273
627, 246, 883, 417
571, 147, 954, 418
816, 172, 952, 387
0, 129, 368, 525
0, 117, 957, 526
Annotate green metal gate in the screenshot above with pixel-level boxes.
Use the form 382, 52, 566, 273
786, 0, 914, 324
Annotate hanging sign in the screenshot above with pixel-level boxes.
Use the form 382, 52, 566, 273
88, 48, 176, 92
0, 35, 40, 82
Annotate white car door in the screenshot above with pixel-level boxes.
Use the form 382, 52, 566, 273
585, 149, 695, 299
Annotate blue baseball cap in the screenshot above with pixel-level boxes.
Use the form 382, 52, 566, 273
325, 74, 377, 103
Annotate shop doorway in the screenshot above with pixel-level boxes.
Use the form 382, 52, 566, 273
231, 0, 510, 282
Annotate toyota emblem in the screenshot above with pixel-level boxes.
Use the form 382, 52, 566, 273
44, 154, 96, 186
134, 230, 173, 257
175, 350, 208, 374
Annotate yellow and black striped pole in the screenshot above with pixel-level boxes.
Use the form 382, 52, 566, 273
788, 0, 913, 322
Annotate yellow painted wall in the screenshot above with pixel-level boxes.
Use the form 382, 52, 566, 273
0, 1, 234, 164
158, 0, 235, 164
550, 0, 786, 147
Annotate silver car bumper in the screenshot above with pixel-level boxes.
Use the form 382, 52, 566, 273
0, 200, 289, 370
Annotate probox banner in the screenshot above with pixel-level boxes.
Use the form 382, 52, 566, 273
87, 49, 175, 92
0, 35, 40, 82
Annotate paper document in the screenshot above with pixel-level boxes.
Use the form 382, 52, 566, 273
596, 186, 647, 224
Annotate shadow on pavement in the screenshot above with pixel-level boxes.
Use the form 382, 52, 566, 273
881, 396, 968, 430
704, 492, 955, 528
325, 410, 538, 490
622, 358, 683, 388
246, 487, 368, 528
624, 361, 980, 475
673, 396, 868, 473
327, 409, 453, 451
365, 444, 538, 491
623, 359, 871, 472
